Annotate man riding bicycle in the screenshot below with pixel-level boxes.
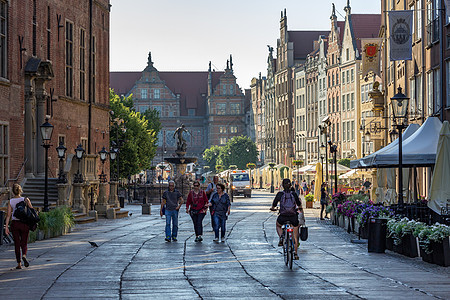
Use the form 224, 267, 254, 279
270, 178, 303, 260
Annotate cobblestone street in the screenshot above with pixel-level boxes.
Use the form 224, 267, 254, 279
1, 191, 449, 299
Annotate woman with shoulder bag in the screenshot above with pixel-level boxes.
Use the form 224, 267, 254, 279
186, 181, 208, 242
4, 184, 34, 269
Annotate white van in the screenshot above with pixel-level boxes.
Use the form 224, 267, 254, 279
229, 170, 251, 198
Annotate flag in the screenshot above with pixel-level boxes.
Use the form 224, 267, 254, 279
361, 38, 382, 77
389, 10, 413, 61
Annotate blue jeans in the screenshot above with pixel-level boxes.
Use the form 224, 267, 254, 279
213, 214, 227, 239
165, 210, 178, 239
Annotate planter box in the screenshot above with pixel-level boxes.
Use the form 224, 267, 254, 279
338, 215, 345, 228
420, 248, 434, 264
330, 209, 336, 225
386, 236, 394, 251
401, 234, 420, 258
431, 237, 450, 267
393, 240, 403, 255
306, 201, 313, 208
360, 224, 369, 239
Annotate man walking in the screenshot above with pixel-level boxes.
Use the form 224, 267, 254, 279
206, 175, 219, 231
160, 181, 183, 242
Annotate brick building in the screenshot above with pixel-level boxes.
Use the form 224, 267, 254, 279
110, 54, 250, 164
0, 0, 110, 203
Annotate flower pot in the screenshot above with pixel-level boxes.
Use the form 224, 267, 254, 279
306, 201, 313, 208
401, 234, 419, 258
344, 217, 350, 231
338, 215, 345, 228
431, 237, 450, 267
420, 248, 434, 264
386, 236, 394, 251
330, 209, 336, 225
360, 224, 369, 239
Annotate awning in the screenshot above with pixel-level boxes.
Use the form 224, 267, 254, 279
350, 123, 420, 169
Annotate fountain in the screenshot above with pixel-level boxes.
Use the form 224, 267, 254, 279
163, 124, 197, 199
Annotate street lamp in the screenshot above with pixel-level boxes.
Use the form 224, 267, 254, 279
328, 141, 338, 194
390, 86, 409, 213
320, 143, 326, 183
99, 146, 108, 183
56, 141, 67, 183
109, 147, 117, 181
74, 144, 85, 183
40, 118, 53, 212
269, 162, 276, 193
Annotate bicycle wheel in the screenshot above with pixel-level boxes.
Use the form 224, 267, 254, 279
284, 231, 289, 266
286, 232, 292, 267
288, 235, 294, 269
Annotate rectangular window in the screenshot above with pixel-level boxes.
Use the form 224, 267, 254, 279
65, 21, 74, 97
223, 85, 227, 95
0, 1, 7, 78
351, 93, 355, 109
447, 61, 450, 106
351, 121, 355, 141
230, 126, 238, 133
342, 95, 346, 111
154, 89, 160, 99
336, 123, 339, 143
346, 48, 349, 61
346, 70, 350, 83
434, 68, 440, 113
328, 97, 331, 113
230, 103, 240, 114
47, 6, 51, 60
343, 122, 347, 141
347, 94, 350, 111
188, 109, 195, 116
351, 69, 354, 82
217, 103, 226, 115
0, 123, 8, 186
342, 72, 345, 84
427, 72, 433, 115
153, 105, 162, 116
79, 29, 85, 100
141, 89, 147, 99
416, 74, 423, 112
410, 78, 416, 115
230, 85, 234, 95
138, 105, 149, 113
417, 0, 422, 39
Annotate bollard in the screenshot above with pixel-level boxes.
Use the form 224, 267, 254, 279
368, 218, 388, 253
119, 196, 125, 208
0, 211, 4, 245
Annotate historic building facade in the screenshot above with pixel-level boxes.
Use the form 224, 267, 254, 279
110, 54, 248, 164
0, 0, 110, 202
250, 74, 266, 164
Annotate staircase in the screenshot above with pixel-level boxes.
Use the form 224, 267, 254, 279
72, 209, 96, 224
22, 178, 58, 209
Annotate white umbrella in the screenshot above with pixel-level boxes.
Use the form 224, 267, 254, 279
339, 169, 358, 179
428, 121, 450, 214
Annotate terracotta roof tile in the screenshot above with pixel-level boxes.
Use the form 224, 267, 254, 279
349, 14, 381, 51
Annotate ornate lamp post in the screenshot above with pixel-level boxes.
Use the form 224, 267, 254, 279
109, 147, 117, 179
40, 118, 53, 212
74, 144, 85, 183
98, 147, 108, 183
328, 141, 338, 194
56, 141, 67, 183
269, 162, 276, 193
390, 86, 409, 213
320, 144, 326, 183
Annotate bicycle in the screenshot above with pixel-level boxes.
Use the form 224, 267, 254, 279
281, 221, 294, 269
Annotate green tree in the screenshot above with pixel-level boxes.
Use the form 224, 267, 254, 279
110, 90, 159, 179
219, 136, 258, 170
203, 145, 223, 170
338, 158, 350, 168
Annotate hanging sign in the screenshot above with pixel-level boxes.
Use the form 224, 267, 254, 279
389, 10, 413, 61
361, 38, 382, 77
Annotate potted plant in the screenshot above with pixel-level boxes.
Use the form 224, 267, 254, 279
417, 223, 450, 266
305, 193, 314, 208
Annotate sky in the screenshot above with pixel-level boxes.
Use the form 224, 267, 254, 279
110, 0, 380, 89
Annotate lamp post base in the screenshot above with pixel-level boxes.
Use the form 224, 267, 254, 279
73, 183, 86, 213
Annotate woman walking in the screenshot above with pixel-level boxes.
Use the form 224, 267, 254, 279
4, 184, 33, 269
186, 181, 209, 242
209, 183, 231, 242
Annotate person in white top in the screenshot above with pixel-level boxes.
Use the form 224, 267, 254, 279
4, 184, 33, 269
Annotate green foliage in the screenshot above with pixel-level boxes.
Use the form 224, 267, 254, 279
110, 90, 159, 179
338, 158, 351, 168
305, 194, 314, 202
203, 145, 223, 170
293, 160, 303, 166
30, 206, 75, 242
229, 165, 237, 170
347, 193, 370, 203
246, 163, 256, 169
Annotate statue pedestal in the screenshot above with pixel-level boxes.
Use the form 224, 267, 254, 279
56, 183, 70, 207
96, 183, 111, 217
73, 183, 86, 213
109, 181, 119, 207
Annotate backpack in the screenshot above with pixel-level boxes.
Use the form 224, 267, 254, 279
279, 191, 297, 216
13, 200, 40, 231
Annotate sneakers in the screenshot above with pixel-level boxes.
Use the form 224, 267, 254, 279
213, 238, 219, 242
278, 238, 283, 247
165, 237, 171, 242
294, 253, 299, 260
172, 237, 177, 242
198, 236, 203, 242
22, 256, 29, 268
220, 237, 226, 243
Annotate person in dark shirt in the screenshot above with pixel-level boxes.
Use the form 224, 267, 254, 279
320, 182, 329, 220
209, 183, 231, 242
161, 181, 183, 242
270, 178, 302, 260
